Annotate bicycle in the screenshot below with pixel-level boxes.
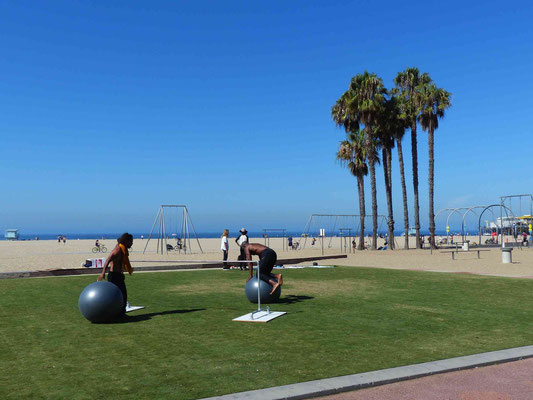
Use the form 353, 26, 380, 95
92, 245, 108, 253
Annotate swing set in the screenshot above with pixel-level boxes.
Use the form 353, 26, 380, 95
142, 205, 203, 255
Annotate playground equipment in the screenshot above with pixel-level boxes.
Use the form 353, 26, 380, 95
435, 205, 490, 244
262, 228, 288, 251
300, 214, 389, 252
143, 205, 203, 255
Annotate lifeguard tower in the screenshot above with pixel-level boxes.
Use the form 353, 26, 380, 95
5, 229, 19, 240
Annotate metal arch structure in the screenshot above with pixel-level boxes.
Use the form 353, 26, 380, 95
477, 204, 515, 247
435, 205, 489, 242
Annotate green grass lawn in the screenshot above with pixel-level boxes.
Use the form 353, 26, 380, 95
1, 266, 532, 399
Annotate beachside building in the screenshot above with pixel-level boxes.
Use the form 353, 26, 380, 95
4, 229, 19, 240
488, 216, 531, 234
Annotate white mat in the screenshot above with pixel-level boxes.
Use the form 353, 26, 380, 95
125, 305, 145, 313
233, 311, 286, 323
274, 265, 334, 269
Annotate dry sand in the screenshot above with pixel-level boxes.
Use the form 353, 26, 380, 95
1, 235, 531, 278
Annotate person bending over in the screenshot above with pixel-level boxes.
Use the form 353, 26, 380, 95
97, 233, 134, 315
241, 241, 283, 295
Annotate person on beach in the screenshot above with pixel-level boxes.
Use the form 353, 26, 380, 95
235, 228, 249, 270
97, 233, 134, 315
240, 241, 283, 295
95, 239, 100, 249
221, 229, 230, 269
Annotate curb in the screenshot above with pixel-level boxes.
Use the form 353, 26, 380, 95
200, 345, 533, 400
0, 255, 347, 279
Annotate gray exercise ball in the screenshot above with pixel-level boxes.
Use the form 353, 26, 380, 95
79, 281, 124, 323
244, 276, 281, 304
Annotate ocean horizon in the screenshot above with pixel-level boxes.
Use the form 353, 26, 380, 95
3, 230, 477, 241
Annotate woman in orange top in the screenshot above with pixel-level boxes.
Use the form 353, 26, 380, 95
98, 233, 134, 315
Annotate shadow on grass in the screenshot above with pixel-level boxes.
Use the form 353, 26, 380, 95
277, 295, 314, 304
110, 308, 206, 324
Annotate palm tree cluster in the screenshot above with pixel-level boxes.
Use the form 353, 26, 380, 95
332, 68, 451, 250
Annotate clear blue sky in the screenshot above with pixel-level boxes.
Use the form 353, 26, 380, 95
1, 1, 532, 234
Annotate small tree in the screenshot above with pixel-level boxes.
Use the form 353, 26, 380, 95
336, 131, 368, 249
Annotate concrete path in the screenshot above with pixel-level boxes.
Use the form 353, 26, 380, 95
201, 346, 533, 400
316, 357, 533, 400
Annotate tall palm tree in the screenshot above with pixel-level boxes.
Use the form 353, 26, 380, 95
394, 68, 432, 249
376, 97, 401, 249
336, 131, 368, 249
418, 84, 452, 248
388, 93, 411, 249
332, 72, 386, 249
347, 72, 387, 249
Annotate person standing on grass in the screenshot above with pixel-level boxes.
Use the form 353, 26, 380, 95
221, 229, 230, 269
97, 233, 134, 315
240, 241, 283, 295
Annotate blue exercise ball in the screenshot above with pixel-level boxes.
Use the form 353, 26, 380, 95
244, 276, 281, 304
79, 281, 124, 323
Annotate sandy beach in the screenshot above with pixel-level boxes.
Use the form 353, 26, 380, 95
1, 235, 531, 279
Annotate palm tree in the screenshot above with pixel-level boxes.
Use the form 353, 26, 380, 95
332, 72, 386, 249
336, 131, 368, 249
394, 68, 432, 249
376, 98, 398, 249
418, 84, 452, 249
348, 72, 387, 249
387, 93, 411, 249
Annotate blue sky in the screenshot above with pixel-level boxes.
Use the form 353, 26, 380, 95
1, 1, 532, 234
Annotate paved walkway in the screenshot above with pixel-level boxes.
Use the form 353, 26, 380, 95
201, 346, 533, 400
317, 358, 533, 400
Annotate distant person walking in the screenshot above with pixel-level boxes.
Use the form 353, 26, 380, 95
235, 228, 249, 270
221, 229, 230, 270
288, 236, 293, 249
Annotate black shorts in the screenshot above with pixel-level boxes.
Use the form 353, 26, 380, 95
258, 248, 277, 283
108, 271, 127, 314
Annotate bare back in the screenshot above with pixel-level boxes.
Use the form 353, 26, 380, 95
245, 243, 269, 257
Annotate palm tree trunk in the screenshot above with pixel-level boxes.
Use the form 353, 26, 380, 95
357, 174, 365, 250
411, 122, 421, 249
396, 139, 409, 249
370, 160, 378, 249
386, 148, 394, 249
365, 128, 378, 250
428, 126, 435, 249
382, 148, 394, 249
